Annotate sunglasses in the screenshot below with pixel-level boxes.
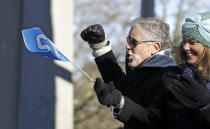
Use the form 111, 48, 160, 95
126, 36, 158, 47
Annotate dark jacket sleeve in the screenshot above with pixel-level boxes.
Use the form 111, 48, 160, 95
114, 88, 164, 129
95, 50, 127, 93
198, 103, 210, 127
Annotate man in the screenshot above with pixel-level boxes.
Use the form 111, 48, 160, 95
81, 18, 176, 129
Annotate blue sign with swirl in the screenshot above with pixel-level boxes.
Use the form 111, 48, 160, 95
22, 27, 69, 62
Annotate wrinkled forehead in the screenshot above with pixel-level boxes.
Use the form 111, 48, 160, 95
129, 26, 150, 40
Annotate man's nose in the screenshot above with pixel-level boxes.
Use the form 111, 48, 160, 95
126, 43, 132, 50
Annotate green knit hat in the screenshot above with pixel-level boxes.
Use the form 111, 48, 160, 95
182, 12, 210, 48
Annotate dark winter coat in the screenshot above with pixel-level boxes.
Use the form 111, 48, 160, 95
95, 50, 176, 129
162, 66, 210, 129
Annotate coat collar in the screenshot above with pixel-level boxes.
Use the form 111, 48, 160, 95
139, 49, 176, 68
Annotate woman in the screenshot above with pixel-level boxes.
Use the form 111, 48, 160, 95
163, 12, 210, 129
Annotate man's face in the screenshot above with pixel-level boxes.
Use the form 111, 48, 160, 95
126, 26, 157, 68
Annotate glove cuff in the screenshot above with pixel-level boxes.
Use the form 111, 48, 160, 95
199, 102, 210, 111
92, 42, 111, 57
113, 96, 125, 116
89, 38, 108, 50
115, 96, 125, 108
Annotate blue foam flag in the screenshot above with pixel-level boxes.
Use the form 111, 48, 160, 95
22, 27, 69, 62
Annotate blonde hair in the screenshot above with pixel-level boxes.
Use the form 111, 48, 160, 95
175, 43, 210, 79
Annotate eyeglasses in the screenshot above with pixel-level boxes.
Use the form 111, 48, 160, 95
126, 36, 158, 48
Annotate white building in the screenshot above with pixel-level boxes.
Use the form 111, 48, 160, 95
0, 0, 74, 129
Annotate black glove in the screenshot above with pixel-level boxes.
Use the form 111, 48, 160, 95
94, 78, 122, 107
165, 71, 210, 108
177, 71, 210, 108
81, 24, 105, 43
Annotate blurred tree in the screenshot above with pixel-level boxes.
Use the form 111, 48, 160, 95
73, 1, 139, 129
157, 0, 209, 48
73, 0, 140, 67
73, 61, 124, 129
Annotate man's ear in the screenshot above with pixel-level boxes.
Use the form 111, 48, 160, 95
151, 42, 161, 55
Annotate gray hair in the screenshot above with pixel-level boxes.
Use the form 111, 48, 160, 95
130, 17, 172, 50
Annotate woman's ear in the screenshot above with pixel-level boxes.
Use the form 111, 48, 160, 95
151, 42, 161, 55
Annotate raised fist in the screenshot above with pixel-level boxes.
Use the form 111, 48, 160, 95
81, 24, 105, 44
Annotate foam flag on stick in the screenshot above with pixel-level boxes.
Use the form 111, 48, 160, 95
22, 27, 69, 62
22, 27, 95, 82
